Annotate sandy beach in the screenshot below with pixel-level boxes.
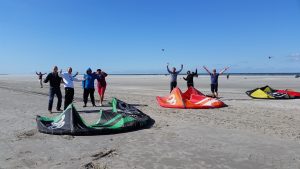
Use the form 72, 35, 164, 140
0, 74, 300, 169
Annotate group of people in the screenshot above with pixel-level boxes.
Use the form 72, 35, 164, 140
38, 64, 228, 113
40, 66, 107, 113
167, 64, 229, 98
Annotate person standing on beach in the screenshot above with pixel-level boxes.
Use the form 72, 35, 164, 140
203, 66, 229, 98
183, 69, 198, 87
82, 68, 99, 107
43, 66, 62, 113
96, 69, 108, 106
36, 72, 47, 88
167, 63, 183, 92
59, 67, 82, 109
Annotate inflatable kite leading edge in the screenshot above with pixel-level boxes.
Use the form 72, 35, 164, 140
246, 85, 300, 99
156, 87, 226, 109
36, 98, 154, 135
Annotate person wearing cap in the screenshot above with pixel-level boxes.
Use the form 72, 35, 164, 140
167, 63, 183, 93
203, 66, 229, 98
96, 69, 108, 106
43, 66, 62, 113
82, 68, 99, 107
59, 67, 82, 109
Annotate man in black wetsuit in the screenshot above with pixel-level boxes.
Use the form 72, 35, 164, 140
183, 69, 198, 87
43, 66, 62, 113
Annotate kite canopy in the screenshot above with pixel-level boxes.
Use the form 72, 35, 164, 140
36, 98, 154, 135
246, 86, 300, 99
156, 87, 226, 109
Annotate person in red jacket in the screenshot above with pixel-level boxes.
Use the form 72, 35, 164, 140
96, 69, 108, 106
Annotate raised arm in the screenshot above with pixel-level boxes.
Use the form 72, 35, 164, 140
73, 71, 84, 81
194, 69, 198, 75
167, 65, 172, 73
219, 67, 229, 75
73, 77, 83, 82
36, 72, 39, 75
176, 64, 183, 73
203, 66, 211, 74
73, 72, 79, 77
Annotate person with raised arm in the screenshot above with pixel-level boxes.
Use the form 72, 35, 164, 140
59, 67, 83, 109
167, 63, 183, 92
183, 68, 198, 87
36, 71, 47, 88
203, 66, 229, 98
82, 68, 99, 107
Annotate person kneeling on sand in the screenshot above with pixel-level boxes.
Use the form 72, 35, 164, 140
203, 66, 229, 98
167, 63, 183, 93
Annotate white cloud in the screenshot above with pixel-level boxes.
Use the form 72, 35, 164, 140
287, 53, 300, 62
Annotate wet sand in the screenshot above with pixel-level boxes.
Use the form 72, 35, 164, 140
0, 75, 300, 169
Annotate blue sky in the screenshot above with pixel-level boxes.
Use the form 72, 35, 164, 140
0, 0, 300, 74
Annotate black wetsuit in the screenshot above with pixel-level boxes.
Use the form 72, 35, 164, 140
183, 69, 198, 87
44, 73, 62, 111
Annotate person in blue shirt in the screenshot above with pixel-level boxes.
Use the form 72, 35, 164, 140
83, 68, 99, 107
203, 66, 229, 98
167, 63, 183, 93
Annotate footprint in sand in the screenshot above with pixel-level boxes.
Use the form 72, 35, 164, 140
90, 149, 117, 161
15, 129, 37, 140
82, 162, 107, 169
20, 151, 32, 154
61, 135, 75, 140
